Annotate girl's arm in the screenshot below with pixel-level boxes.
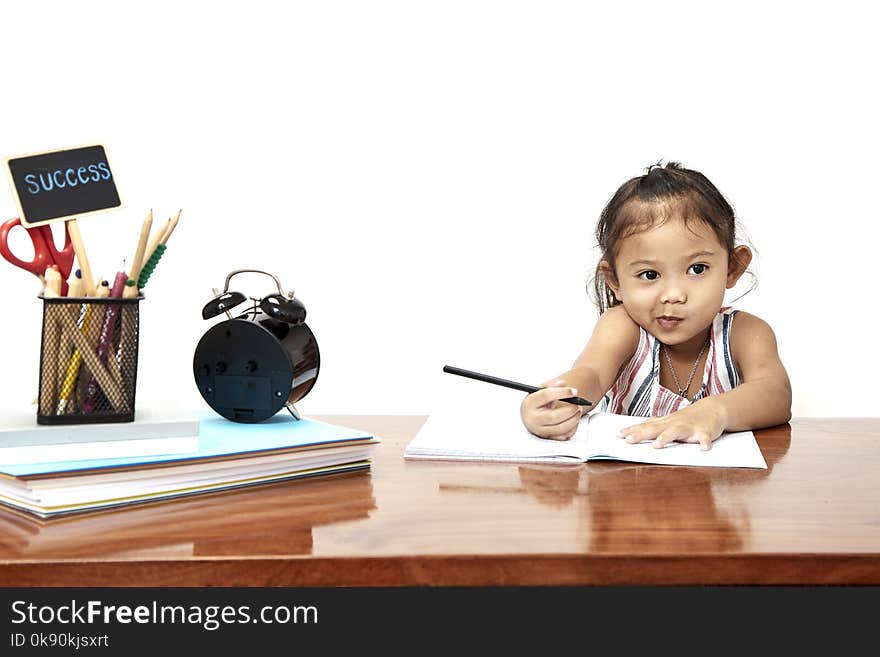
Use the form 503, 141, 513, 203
549, 304, 641, 413
521, 306, 638, 440
704, 311, 792, 431
620, 312, 791, 449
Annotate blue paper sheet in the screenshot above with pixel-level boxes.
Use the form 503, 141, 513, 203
2, 414, 374, 477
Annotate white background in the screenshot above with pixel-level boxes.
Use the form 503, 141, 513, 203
0, 1, 877, 417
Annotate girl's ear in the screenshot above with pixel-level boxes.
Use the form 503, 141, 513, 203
599, 260, 621, 300
726, 246, 753, 288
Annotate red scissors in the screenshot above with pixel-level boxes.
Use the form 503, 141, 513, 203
0, 217, 75, 295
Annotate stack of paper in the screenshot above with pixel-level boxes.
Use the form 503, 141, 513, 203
0, 414, 379, 517
0, 407, 200, 464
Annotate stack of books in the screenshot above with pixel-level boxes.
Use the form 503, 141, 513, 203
0, 469, 377, 557
0, 412, 379, 518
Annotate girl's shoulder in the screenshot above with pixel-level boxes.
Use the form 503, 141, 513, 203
573, 305, 641, 389
593, 305, 641, 353
727, 310, 781, 361
597, 304, 641, 334
728, 310, 776, 335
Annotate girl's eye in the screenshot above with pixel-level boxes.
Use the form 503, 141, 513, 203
688, 264, 709, 275
637, 270, 659, 281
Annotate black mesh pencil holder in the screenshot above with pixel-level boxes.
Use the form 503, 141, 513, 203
37, 295, 142, 425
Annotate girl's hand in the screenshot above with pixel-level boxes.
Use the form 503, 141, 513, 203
520, 382, 583, 441
617, 401, 725, 451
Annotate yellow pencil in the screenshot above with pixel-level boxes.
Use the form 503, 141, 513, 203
56, 306, 91, 414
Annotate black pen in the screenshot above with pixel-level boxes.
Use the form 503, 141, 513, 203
442, 365, 593, 406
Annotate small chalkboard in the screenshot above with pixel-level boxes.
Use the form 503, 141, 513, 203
4, 145, 122, 227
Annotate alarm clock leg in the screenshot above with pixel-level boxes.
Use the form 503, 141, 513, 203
284, 402, 301, 421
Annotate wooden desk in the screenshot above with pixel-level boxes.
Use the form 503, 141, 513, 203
1, 416, 878, 586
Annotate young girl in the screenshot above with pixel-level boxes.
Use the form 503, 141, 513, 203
520, 162, 791, 450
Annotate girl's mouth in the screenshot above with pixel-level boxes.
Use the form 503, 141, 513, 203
657, 316, 684, 329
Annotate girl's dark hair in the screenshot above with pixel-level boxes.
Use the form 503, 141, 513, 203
591, 161, 753, 314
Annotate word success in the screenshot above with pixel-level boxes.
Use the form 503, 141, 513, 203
24, 162, 112, 195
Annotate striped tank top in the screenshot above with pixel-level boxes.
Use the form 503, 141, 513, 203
597, 307, 741, 417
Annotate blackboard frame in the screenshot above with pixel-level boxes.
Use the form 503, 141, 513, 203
4, 144, 124, 227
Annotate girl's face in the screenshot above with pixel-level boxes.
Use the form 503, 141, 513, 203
602, 214, 750, 351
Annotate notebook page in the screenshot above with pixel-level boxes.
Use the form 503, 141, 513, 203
405, 404, 593, 463
584, 413, 767, 469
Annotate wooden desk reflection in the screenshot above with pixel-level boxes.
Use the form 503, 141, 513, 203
519, 465, 748, 552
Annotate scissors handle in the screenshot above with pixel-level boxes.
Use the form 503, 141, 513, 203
0, 218, 74, 294
40, 221, 75, 281
0, 217, 47, 276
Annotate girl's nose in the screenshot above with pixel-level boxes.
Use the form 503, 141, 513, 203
660, 282, 687, 304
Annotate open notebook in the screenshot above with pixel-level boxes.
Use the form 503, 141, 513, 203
405, 409, 767, 469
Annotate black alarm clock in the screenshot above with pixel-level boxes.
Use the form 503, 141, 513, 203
193, 269, 320, 423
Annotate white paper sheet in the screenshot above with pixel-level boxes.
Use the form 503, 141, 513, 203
406, 402, 767, 469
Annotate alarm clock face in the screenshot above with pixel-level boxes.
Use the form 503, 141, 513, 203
193, 317, 319, 423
